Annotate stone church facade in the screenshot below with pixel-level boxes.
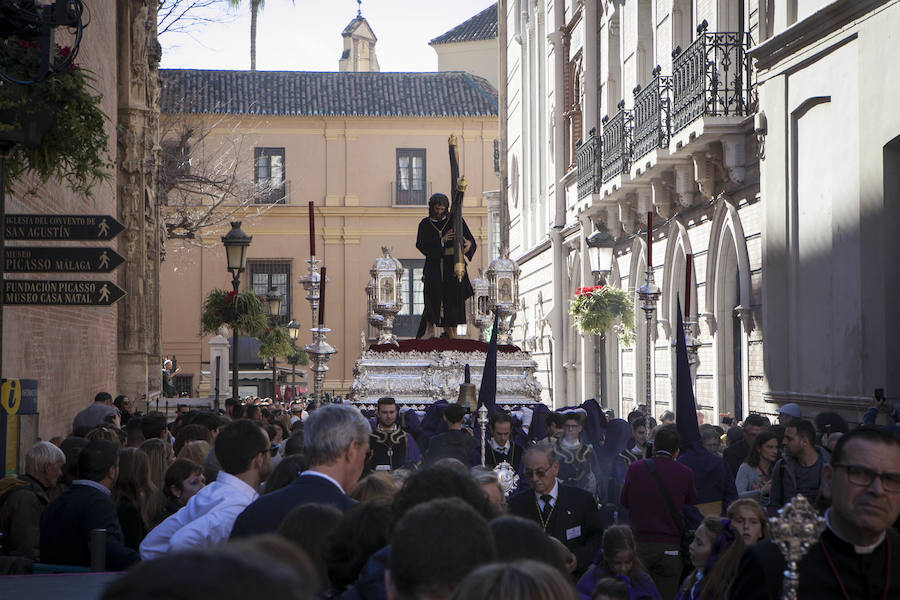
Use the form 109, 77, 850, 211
502, 0, 899, 424
4, 0, 162, 438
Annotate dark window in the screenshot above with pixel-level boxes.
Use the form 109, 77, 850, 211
396, 149, 426, 205
248, 261, 291, 326
254, 147, 286, 204
392, 258, 425, 338
173, 374, 194, 397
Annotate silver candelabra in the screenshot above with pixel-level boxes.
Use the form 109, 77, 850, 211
637, 268, 660, 409
299, 257, 336, 407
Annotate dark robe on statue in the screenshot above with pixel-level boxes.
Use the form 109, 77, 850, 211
416, 214, 476, 331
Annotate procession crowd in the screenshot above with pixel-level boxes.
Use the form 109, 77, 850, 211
0, 391, 898, 600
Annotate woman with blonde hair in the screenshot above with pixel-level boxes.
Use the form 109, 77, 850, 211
141, 438, 175, 492
451, 560, 578, 600
178, 440, 211, 465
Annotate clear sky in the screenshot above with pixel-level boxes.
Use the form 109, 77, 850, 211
160, 0, 497, 72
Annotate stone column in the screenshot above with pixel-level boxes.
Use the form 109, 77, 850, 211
117, 0, 162, 401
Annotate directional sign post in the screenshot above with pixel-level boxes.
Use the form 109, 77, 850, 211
3, 280, 127, 306
5, 214, 125, 241
5, 247, 125, 273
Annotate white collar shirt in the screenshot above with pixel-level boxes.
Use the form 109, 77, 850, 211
536, 480, 559, 511
140, 471, 259, 560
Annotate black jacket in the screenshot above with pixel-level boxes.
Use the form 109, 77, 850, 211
424, 430, 474, 466
731, 527, 900, 599
39, 483, 140, 570
723, 437, 750, 477
230, 472, 357, 538
508, 482, 603, 576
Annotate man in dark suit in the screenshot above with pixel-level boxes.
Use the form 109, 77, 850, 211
731, 426, 900, 599
40, 439, 140, 570
472, 411, 524, 471
230, 404, 370, 537
508, 441, 603, 577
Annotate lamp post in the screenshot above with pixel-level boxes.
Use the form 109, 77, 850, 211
585, 223, 616, 405
637, 214, 660, 411
265, 285, 283, 398
221, 222, 252, 405
585, 225, 616, 286
287, 319, 301, 396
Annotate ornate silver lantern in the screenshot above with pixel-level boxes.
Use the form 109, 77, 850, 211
486, 251, 520, 345
468, 269, 492, 340
370, 246, 404, 346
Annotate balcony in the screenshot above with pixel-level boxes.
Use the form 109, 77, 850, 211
601, 102, 633, 184
632, 69, 672, 162
672, 21, 753, 134
576, 128, 601, 201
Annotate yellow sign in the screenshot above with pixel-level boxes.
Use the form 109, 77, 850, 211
2, 379, 21, 475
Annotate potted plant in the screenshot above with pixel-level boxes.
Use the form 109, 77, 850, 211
200, 289, 268, 337
0, 39, 110, 195
569, 285, 635, 342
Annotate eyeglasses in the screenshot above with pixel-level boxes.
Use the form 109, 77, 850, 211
524, 468, 552, 479
261, 445, 279, 457
833, 463, 900, 493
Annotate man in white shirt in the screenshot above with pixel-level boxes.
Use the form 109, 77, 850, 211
140, 419, 271, 559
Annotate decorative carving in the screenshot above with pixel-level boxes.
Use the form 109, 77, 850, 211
349, 348, 542, 406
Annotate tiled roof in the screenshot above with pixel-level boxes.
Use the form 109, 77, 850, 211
159, 69, 498, 118
430, 3, 498, 45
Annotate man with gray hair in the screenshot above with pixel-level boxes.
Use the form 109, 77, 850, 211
0, 441, 65, 558
507, 441, 603, 577
230, 404, 370, 537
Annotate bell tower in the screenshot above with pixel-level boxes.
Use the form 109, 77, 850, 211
339, 1, 379, 72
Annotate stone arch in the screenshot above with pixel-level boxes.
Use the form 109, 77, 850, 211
705, 200, 752, 420
660, 219, 697, 339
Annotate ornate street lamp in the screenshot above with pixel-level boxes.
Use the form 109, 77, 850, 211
221, 221, 252, 404
286, 319, 301, 396
265, 286, 284, 397
586, 224, 616, 286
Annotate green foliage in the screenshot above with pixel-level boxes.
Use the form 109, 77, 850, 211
569, 285, 635, 343
200, 289, 268, 336
258, 326, 293, 360
287, 345, 309, 366
0, 40, 111, 196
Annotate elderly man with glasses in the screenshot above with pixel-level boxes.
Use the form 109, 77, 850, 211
507, 440, 603, 578
732, 426, 900, 599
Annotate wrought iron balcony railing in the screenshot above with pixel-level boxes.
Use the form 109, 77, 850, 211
601, 102, 633, 184
632, 69, 672, 162
576, 128, 601, 200
672, 20, 753, 134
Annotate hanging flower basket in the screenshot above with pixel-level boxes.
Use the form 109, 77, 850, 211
0, 39, 110, 196
569, 285, 635, 343
258, 326, 293, 361
200, 289, 268, 336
